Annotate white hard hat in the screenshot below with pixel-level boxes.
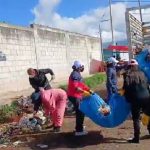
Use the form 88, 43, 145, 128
107, 57, 119, 63
72, 60, 84, 69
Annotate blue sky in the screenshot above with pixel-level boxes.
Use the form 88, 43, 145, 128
57, 0, 108, 18
0, 0, 150, 41
0, 0, 37, 26
0, 0, 108, 26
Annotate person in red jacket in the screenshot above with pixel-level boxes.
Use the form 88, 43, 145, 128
67, 61, 92, 136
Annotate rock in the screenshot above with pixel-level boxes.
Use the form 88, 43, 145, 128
13, 140, 23, 146
0, 144, 7, 148
37, 144, 48, 148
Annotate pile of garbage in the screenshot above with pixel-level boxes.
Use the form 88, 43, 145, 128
0, 96, 48, 146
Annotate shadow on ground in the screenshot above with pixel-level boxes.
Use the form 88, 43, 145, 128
26, 130, 130, 150
140, 135, 150, 140
27, 131, 103, 149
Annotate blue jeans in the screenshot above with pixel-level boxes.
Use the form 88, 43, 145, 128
31, 92, 41, 111
106, 84, 117, 101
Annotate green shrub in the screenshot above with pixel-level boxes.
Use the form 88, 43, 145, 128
59, 73, 106, 91
59, 84, 67, 91
0, 101, 18, 123
84, 73, 106, 89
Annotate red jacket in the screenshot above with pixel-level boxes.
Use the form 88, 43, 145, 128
67, 71, 90, 99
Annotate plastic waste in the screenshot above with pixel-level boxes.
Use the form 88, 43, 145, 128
13, 140, 23, 146
136, 49, 150, 81
37, 144, 48, 148
98, 104, 111, 116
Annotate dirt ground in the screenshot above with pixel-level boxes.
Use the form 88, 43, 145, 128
1, 80, 150, 150
1, 117, 150, 150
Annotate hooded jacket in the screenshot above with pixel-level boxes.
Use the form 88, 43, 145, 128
123, 70, 150, 103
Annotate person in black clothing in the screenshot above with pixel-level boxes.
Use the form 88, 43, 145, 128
123, 59, 150, 143
27, 68, 55, 112
27, 68, 55, 92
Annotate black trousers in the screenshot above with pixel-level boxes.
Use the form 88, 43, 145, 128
68, 96, 84, 132
131, 102, 150, 140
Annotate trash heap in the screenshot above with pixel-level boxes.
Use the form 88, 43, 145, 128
0, 96, 48, 146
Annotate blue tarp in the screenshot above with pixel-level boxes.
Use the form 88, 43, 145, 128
80, 93, 130, 128
136, 49, 150, 82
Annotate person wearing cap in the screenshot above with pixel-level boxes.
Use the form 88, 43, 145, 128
106, 57, 118, 101
67, 60, 92, 136
110, 56, 119, 65
123, 59, 150, 143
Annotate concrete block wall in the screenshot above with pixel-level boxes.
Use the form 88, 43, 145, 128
33, 25, 69, 80
0, 23, 101, 95
0, 23, 36, 94
67, 34, 89, 74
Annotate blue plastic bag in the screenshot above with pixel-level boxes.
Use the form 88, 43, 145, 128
80, 93, 130, 128
136, 49, 150, 82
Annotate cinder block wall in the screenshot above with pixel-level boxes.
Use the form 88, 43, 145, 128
0, 23, 101, 95
0, 24, 36, 94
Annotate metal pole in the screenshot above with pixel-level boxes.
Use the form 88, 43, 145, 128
99, 24, 104, 61
109, 0, 115, 57
109, 0, 114, 45
138, 0, 143, 23
138, 0, 144, 47
125, 11, 133, 60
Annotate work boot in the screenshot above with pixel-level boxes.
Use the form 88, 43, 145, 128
127, 138, 139, 143
75, 130, 88, 136
53, 126, 61, 133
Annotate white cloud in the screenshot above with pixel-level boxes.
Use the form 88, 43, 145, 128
131, 8, 150, 23
32, 0, 129, 42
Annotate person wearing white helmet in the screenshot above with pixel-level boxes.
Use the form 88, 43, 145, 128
107, 56, 119, 66
106, 57, 118, 101
123, 59, 150, 143
67, 60, 92, 136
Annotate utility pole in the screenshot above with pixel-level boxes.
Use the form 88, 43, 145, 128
138, 0, 144, 47
138, 0, 143, 23
99, 19, 110, 61
109, 0, 114, 45
109, 0, 115, 57
99, 24, 104, 61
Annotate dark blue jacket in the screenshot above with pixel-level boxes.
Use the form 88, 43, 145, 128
106, 66, 117, 88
